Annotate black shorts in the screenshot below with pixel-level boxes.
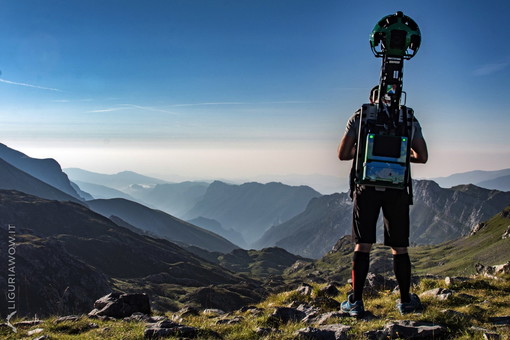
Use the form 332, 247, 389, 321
352, 186, 410, 247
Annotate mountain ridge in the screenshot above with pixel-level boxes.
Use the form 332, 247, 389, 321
87, 197, 239, 253
0, 143, 83, 200
183, 180, 322, 244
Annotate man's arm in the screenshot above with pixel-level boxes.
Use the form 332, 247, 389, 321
410, 137, 428, 163
338, 135, 356, 161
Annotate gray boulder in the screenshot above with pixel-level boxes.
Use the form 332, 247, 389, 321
270, 307, 306, 324
295, 324, 351, 340
365, 320, 446, 339
420, 288, 453, 300
89, 292, 150, 318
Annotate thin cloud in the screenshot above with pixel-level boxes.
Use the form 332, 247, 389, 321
88, 104, 176, 114
0, 78, 62, 92
171, 100, 318, 107
473, 62, 510, 76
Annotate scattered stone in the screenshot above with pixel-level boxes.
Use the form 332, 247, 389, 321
296, 303, 319, 314
33, 336, 50, 340
288, 260, 314, 274
420, 288, 453, 300
502, 226, 510, 239
88, 292, 150, 318
123, 312, 153, 323
364, 329, 387, 340
54, 315, 83, 323
13, 320, 42, 327
296, 283, 314, 296
295, 324, 351, 340
444, 276, 470, 286
270, 307, 306, 324
144, 322, 199, 339
317, 284, 339, 297
313, 312, 345, 325
383, 320, 446, 339
476, 262, 510, 277
144, 318, 222, 339
483, 333, 501, 340
216, 316, 243, 325
470, 222, 485, 236
489, 316, 510, 325
202, 308, 226, 316
177, 306, 200, 317
256, 327, 280, 336
27, 328, 44, 336
239, 305, 264, 316
311, 296, 341, 310
365, 273, 398, 294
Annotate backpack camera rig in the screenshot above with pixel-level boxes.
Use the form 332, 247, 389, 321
354, 11, 421, 192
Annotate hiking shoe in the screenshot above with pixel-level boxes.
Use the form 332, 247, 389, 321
396, 293, 424, 315
340, 294, 365, 317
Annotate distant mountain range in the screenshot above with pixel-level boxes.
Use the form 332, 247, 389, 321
0, 144, 242, 253
432, 168, 510, 190
257, 180, 510, 258
182, 180, 322, 244
131, 181, 210, 217
64, 167, 169, 191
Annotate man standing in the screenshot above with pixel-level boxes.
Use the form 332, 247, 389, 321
337, 86, 428, 316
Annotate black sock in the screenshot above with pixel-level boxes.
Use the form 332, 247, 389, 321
393, 253, 412, 303
352, 251, 370, 302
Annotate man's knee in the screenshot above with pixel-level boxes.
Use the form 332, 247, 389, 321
355, 243, 372, 253
391, 246, 408, 255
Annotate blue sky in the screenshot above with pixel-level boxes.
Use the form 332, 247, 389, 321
0, 0, 509, 193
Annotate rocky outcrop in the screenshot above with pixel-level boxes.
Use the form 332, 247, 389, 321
502, 226, 510, 239
88, 293, 150, 318
182, 285, 262, 312
365, 320, 446, 339
0, 231, 111, 318
295, 324, 351, 339
144, 319, 221, 339
475, 262, 510, 277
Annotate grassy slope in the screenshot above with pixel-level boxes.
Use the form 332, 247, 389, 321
411, 206, 510, 276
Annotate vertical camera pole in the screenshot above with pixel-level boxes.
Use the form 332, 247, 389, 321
354, 11, 421, 190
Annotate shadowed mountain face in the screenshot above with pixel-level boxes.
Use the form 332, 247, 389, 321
410, 180, 510, 244
258, 180, 510, 258
0, 158, 81, 203
87, 198, 239, 253
0, 143, 82, 199
255, 192, 353, 259
183, 181, 322, 245
0, 190, 247, 317
132, 182, 210, 217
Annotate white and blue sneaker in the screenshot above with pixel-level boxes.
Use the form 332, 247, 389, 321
396, 293, 424, 315
340, 293, 365, 317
